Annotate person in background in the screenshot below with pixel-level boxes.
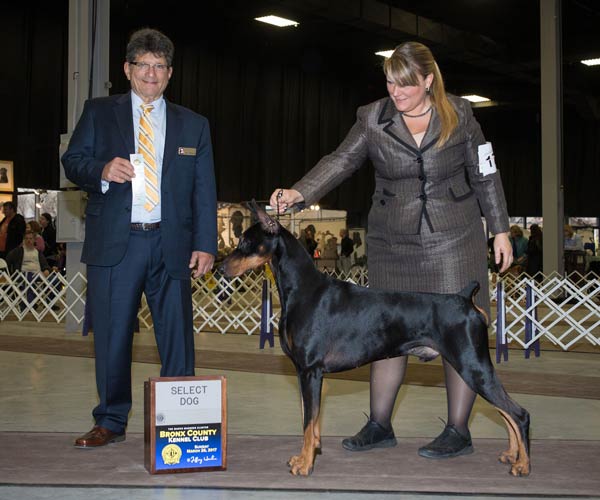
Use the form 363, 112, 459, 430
509, 225, 528, 273
339, 228, 354, 275
584, 238, 595, 256
62, 28, 217, 449
55, 243, 67, 274
270, 41, 512, 460
525, 224, 543, 279
39, 213, 57, 263
564, 224, 584, 251
27, 220, 45, 253
299, 224, 318, 258
5, 231, 51, 276
0, 201, 26, 259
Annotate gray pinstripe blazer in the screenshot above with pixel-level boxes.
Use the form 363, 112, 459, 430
293, 95, 510, 239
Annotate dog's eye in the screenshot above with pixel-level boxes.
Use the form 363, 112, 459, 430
258, 244, 266, 254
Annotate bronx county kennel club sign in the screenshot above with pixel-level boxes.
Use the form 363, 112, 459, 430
144, 376, 227, 474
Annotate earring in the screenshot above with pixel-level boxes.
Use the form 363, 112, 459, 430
425, 86, 430, 93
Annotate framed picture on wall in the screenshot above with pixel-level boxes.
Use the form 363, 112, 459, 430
0, 160, 14, 192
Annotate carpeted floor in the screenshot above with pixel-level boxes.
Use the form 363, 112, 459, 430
0, 333, 599, 399
1, 432, 599, 496
2, 322, 600, 497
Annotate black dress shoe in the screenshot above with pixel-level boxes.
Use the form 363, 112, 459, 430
342, 420, 397, 451
418, 424, 473, 459
74, 426, 125, 448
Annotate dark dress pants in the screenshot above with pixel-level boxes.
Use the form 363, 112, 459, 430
86, 228, 194, 434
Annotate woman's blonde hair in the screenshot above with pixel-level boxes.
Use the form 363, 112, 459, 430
383, 42, 458, 147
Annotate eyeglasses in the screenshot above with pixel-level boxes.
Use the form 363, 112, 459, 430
129, 61, 170, 73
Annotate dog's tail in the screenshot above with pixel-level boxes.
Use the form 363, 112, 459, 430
458, 280, 480, 299
458, 281, 489, 325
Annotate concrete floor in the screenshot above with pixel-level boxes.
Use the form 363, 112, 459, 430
0, 321, 599, 500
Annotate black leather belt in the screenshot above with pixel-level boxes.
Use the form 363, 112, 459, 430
131, 222, 160, 231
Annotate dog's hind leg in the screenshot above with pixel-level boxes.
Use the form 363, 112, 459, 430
495, 407, 530, 476
464, 364, 531, 477
288, 370, 323, 476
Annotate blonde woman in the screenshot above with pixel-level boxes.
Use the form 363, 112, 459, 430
270, 42, 513, 459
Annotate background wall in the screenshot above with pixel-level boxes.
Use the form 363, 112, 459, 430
1, 1, 598, 227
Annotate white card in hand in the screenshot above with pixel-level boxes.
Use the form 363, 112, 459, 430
130, 153, 146, 205
478, 142, 497, 176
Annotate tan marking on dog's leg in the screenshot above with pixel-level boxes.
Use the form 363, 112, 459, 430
497, 410, 519, 464
497, 408, 530, 476
288, 420, 317, 476
288, 397, 306, 469
313, 417, 321, 449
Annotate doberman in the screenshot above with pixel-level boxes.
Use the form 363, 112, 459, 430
221, 203, 530, 477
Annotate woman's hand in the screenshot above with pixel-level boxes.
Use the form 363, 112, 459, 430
269, 189, 304, 214
493, 232, 513, 273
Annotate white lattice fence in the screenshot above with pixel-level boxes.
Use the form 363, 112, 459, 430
0, 271, 87, 323
2, 267, 599, 352
493, 271, 600, 351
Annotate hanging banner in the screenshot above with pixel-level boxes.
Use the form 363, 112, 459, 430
144, 376, 227, 474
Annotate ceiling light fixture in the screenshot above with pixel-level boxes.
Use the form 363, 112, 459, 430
581, 58, 600, 66
461, 95, 491, 103
375, 50, 394, 58
255, 15, 299, 27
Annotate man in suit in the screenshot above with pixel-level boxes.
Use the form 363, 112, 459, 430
62, 28, 217, 448
0, 201, 26, 260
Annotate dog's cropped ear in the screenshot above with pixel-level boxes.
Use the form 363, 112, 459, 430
246, 199, 260, 216
248, 199, 280, 235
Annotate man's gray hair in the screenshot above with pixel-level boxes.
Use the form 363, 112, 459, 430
126, 28, 174, 66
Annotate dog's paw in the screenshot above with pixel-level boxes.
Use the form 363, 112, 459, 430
287, 454, 313, 476
509, 461, 530, 477
498, 450, 517, 464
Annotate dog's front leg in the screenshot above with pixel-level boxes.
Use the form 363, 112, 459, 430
288, 370, 323, 476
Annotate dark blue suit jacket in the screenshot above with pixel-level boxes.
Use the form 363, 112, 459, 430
62, 92, 217, 280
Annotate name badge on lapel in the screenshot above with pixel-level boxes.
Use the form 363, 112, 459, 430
178, 147, 196, 156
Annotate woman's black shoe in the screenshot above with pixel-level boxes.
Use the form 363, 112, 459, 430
418, 424, 473, 459
342, 420, 397, 451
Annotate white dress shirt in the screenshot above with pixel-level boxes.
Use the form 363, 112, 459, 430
101, 91, 167, 223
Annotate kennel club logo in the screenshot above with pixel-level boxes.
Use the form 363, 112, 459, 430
161, 444, 182, 465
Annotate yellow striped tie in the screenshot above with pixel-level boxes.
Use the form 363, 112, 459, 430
139, 104, 159, 211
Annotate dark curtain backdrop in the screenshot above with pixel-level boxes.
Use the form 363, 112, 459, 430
476, 107, 543, 217
0, 2, 68, 192
0, 1, 598, 225
563, 108, 600, 217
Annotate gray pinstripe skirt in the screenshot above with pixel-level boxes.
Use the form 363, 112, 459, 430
367, 219, 490, 316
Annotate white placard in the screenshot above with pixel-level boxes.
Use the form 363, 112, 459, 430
478, 142, 497, 176
155, 379, 222, 426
